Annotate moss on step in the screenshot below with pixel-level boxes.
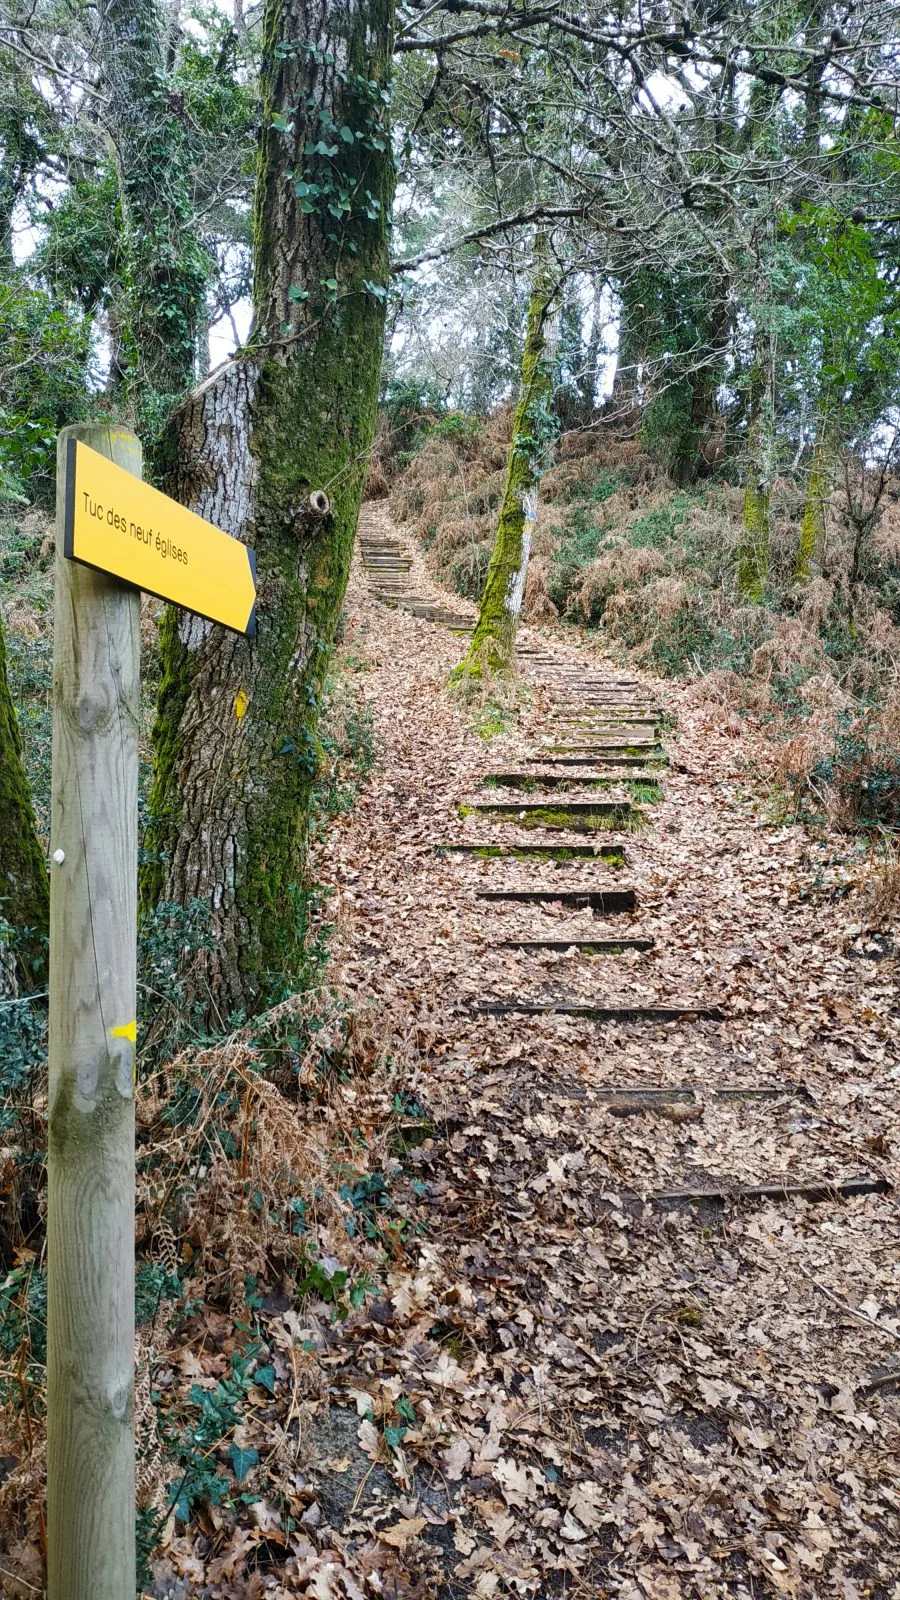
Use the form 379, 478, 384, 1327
471, 803, 641, 831
472, 844, 626, 864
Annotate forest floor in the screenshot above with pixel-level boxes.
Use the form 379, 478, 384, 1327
147, 503, 899, 1600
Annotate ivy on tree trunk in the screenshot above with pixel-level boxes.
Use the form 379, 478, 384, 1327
99, 0, 209, 433
142, 0, 395, 1021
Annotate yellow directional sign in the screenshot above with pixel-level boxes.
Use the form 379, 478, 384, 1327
64, 439, 257, 636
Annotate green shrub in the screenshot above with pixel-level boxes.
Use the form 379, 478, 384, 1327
811, 719, 900, 831
630, 506, 679, 548
0, 276, 95, 505
431, 411, 481, 444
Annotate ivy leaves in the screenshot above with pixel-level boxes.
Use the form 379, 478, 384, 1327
270, 58, 389, 235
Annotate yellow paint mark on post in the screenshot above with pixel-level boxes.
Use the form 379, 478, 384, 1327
64, 440, 257, 635
235, 688, 249, 720
111, 1020, 137, 1043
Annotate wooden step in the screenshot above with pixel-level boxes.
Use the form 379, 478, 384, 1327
556, 717, 657, 728
649, 1174, 889, 1206
538, 739, 659, 751
497, 937, 652, 952
401, 605, 473, 625
468, 800, 634, 829
525, 754, 666, 769
554, 710, 660, 723
484, 772, 660, 790
546, 682, 645, 691
474, 999, 725, 1021
592, 1083, 812, 1106
476, 887, 636, 911
434, 843, 627, 863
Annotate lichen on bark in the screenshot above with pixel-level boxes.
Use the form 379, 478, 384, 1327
143, 0, 395, 1021
458, 236, 556, 681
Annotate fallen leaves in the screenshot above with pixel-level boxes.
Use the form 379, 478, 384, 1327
4, 507, 889, 1600
377, 1515, 427, 1550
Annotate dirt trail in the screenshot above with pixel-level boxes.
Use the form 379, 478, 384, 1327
307, 502, 900, 1598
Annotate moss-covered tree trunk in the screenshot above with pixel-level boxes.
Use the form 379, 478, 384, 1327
99, 0, 208, 427
795, 410, 837, 580
459, 239, 555, 678
142, 0, 394, 1020
738, 344, 774, 600
0, 615, 48, 989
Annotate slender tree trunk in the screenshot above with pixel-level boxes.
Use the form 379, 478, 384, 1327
142, 0, 394, 1021
459, 238, 555, 678
0, 615, 49, 988
795, 409, 836, 580
578, 278, 604, 412
610, 276, 639, 411
99, 0, 208, 424
738, 340, 774, 600
671, 276, 730, 487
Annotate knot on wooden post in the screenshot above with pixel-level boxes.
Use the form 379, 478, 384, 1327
308, 490, 330, 518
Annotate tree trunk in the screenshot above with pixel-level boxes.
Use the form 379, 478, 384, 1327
610, 276, 640, 411
0, 614, 49, 988
99, 0, 209, 424
795, 411, 836, 580
579, 279, 605, 412
142, 0, 394, 1021
671, 277, 730, 487
459, 238, 555, 678
738, 342, 774, 600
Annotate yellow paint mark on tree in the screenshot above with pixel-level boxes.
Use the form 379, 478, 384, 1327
235, 688, 249, 720
110, 1020, 137, 1043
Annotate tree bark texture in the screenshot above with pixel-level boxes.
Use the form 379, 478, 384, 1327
143, 0, 394, 1021
99, 0, 209, 421
0, 613, 49, 986
461, 238, 555, 677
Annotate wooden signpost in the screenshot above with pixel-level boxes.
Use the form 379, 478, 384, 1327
47, 423, 256, 1599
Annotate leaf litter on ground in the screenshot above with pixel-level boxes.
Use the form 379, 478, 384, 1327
3, 503, 896, 1600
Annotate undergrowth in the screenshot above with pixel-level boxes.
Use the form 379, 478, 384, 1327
389, 406, 900, 841
0, 561, 409, 1581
